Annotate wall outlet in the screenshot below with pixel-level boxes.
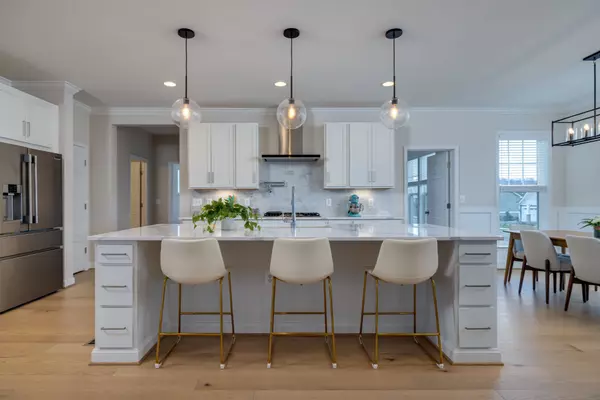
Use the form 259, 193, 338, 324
156, 199, 161, 205
326, 198, 332, 207
244, 198, 251, 206
368, 198, 374, 207
192, 198, 203, 207
265, 272, 273, 285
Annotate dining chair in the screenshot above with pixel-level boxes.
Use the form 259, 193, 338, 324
505, 224, 532, 283
519, 230, 572, 304
564, 236, 600, 311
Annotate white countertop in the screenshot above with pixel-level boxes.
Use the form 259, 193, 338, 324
89, 221, 501, 242
179, 216, 405, 221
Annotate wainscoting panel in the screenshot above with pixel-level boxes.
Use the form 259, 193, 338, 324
557, 207, 600, 231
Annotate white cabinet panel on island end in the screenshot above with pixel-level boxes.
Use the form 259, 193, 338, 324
89, 221, 502, 365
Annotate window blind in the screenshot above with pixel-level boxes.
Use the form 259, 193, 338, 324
498, 139, 547, 187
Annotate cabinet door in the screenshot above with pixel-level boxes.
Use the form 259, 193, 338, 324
370, 124, 395, 188
26, 97, 58, 149
324, 123, 348, 188
234, 123, 259, 189
187, 123, 211, 188
348, 123, 371, 188
0, 86, 27, 143
210, 124, 235, 188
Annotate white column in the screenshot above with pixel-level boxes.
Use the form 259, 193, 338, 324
11, 81, 81, 287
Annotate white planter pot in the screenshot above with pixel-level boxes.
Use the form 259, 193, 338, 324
221, 218, 237, 231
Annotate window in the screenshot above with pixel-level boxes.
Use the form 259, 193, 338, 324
497, 136, 548, 245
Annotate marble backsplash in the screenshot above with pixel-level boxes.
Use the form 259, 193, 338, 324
190, 162, 403, 218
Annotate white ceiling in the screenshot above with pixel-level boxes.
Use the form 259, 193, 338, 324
1, 0, 599, 109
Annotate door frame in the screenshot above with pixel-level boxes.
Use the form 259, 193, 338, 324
403, 145, 459, 227
129, 154, 149, 227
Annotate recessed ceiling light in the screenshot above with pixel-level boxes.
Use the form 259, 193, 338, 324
164, 81, 176, 87
274, 81, 287, 87
381, 81, 394, 87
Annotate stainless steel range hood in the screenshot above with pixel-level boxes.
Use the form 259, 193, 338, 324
262, 125, 320, 162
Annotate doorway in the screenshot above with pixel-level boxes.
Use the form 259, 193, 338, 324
405, 149, 456, 227
130, 158, 148, 228
168, 163, 180, 223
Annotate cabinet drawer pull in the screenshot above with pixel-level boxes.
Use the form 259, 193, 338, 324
101, 253, 129, 256
464, 285, 491, 288
101, 285, 128, 289
100, 327, 127, 331
464, 327, 492, 331
464, 252, 492, 256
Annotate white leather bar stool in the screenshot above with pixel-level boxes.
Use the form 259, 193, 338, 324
267, 238, 337, 369
155, 238, 235, 369
358, 238, 443, 369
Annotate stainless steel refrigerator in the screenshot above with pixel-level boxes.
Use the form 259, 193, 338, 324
0, 142, 63, 313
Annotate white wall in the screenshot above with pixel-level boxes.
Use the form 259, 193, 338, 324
152, 135, 179, 224
74, 101, 91, 146
116, 126, 154, 230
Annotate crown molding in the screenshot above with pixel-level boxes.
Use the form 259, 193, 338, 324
91, 105, 561, 118
74, 100, 92, 114
0, 76, 12, 86
12, 80, 81, 95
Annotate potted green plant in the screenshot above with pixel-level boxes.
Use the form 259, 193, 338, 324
192, 196, 260, 233
580, 216, 600, 239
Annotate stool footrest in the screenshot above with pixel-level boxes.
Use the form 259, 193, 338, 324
159, 332, 231, 337
272, 332, 329, 337
180, 311, 232, 315
362, 311, 415, 315
377, 332, 440, 337
274, 311, 324, 315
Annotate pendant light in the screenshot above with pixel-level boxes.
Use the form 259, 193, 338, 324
277, 28, 307, 130
380, 28, 410, 129
171, 28, 201, 128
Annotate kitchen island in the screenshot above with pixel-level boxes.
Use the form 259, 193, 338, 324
89, 220, 501, 365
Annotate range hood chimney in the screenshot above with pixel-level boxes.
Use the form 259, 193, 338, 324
262, 125, 320, 162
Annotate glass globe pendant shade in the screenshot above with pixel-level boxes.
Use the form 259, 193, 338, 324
277, 98, 307, 130
171, 98, 201, 128
380, 98, 410, 129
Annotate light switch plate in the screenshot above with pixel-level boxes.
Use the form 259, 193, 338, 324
326, 198, 332, 207
459, 195, 466, 204
244, 198, 251, 206
192, 198, 203, 207
368, 198, 374, 207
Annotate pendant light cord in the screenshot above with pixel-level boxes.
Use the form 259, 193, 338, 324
290, 35, 294, 100
392, 37, 397, 99
184, 36, 188, 99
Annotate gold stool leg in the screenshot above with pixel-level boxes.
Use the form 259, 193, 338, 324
228, 271, 236, 338
358, 270, 368, 341
267, 277, 276, 368
155, 277, 181, 368
178, 283, 182, 333
430, 278, 444, 369
219, 277, 226, 369
413, 284, 418, 344
323, 279, 328, 343
373, 277, 380, 369
326, 277, 338, 368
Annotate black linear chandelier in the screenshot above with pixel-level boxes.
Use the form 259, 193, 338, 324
552, 49, 600, 147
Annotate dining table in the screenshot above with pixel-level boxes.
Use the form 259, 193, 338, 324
502, 229, 592, 285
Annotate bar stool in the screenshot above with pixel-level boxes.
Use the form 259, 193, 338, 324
358, 238, 444, 369
155, 238, 235, 369
267, 238, 337, 369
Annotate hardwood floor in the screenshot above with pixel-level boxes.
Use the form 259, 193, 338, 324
1, 270, 599, 399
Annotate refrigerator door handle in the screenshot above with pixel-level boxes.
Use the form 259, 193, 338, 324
32, 155, 39, 224
24, 155, 34, 224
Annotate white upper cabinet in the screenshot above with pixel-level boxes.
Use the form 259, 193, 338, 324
0, 82, 58, 151
324, 123, 348, 188
188, 122, 258, 189
370, 123, 395, 187
234, 123, 259, 189
209, 124, 235, 188
324, 122, 395, 189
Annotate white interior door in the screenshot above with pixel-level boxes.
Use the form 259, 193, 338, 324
426, 152, 450, 226
73, 144, 89, 273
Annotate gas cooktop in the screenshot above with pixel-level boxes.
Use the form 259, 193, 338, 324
263, 211, 321, 218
